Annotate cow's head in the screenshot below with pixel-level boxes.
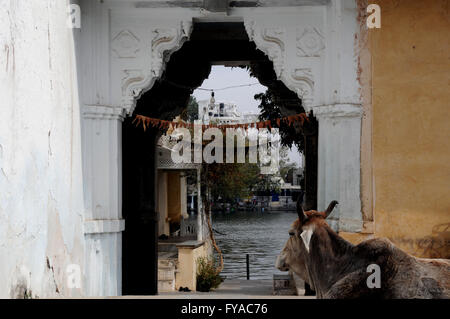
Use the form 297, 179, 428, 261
296, 200, 338, 253
276, 218, 311, 284
275, 200, 338, 283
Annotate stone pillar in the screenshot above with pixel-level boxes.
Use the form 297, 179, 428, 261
81, 105, 125, 296
313, 104, 363, 233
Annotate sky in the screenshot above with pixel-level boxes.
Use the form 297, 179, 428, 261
192, 66, 302, 167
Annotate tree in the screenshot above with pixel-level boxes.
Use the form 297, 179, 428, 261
202, 162, 260, 204
278, 146, 298, 182
256, 88, 319, 210
181, 95, 199, 122
198, 160, 273, 276
254, 89, 304, 152
253, 174, 281, 195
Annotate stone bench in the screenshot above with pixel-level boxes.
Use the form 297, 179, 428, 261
273, 273, 297, 295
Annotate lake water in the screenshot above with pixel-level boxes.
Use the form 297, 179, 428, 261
211, 210, 298, 280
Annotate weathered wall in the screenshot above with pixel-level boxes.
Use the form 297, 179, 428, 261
370, 0, 450, 258
0, 0, 85, 297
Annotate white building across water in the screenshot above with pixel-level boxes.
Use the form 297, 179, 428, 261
199, 93, 259, 125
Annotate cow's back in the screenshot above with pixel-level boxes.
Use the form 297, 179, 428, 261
354, 237, 450, 298
413, 258, 450, 298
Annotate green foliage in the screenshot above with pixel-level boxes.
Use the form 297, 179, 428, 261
181, 95, 199, 123
278, 146, 299, 181
24, 290, 32, 299
254, 174, 281, 194
254, 89, 305, 153
196, 257, 223, 292
202, 162, 260, 203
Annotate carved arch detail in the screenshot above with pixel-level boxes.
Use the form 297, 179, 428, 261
120, 21, 193, 115
244, 20, 316, 112
290, 68, 314, 108
244, 21, 285, 79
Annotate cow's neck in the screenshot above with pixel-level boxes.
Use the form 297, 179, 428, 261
306, 225, 357, 297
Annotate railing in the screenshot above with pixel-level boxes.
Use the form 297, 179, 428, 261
180, 217, 197, 237
277, 196, 297, 209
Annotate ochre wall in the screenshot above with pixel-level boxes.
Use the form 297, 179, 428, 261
167, 172, 182, 226
369, 0, 450, 258
176, 244, 208, 291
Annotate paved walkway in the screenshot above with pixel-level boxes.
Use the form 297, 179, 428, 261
118, 280, 315, 299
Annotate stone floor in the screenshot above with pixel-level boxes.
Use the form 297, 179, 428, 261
118, 280, 315, 299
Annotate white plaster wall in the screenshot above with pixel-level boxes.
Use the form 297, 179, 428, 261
237, 1, 364, 231
314, 0, 363, 232
0, 0, 85, 298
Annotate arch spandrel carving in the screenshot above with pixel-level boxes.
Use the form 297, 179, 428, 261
118, 21, 193, 116
296, 26, 325, 57
290, 68, 315, 109
111, 29, 141, 59
244, 20, 286, 79
244, 19, 318, 112
116, 14, 322, 115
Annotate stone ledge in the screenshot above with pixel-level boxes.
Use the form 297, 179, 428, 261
327, 217, 364, 233
82, 105, 125, 121
338, 217, 364, 233
176, 240, 205, 249
361, 221, 375, 234
312, 103, 363, 118
84, 219, 125, 235
273, 273, 296, 296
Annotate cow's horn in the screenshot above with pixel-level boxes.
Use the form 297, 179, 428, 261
324, 200, 339, 218
297, 199, 308, 225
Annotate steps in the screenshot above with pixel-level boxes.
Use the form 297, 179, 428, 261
158, 257, 178, 292
158, 243, 178, 292
158, 242, 179, 253
157, 238, 197, 292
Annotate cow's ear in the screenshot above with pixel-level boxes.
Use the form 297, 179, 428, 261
297, 199, 308, 226
324, 200, 339, 218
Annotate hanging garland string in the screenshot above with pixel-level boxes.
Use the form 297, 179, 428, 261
164, 79, 262, 92
132, 113, 309, 132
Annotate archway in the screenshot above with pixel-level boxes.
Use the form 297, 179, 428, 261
121, 21, 317, 295
79, 2, 364, 296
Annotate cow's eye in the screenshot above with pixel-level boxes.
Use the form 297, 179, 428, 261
288, 231, 295, 236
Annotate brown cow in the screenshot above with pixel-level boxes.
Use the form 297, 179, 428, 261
275, 219, 311, 285
276, 200, 450, 298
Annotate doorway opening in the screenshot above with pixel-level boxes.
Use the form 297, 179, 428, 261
121, 21, 318, 295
